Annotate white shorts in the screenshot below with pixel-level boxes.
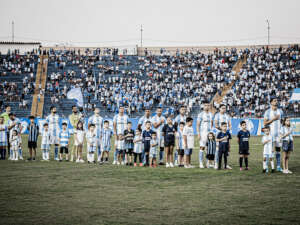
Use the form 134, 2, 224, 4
158, 136, 164, 148
273, 136, 282, 148
263, 153, 274, 158
50, 135, 59, 145
199, 133, 208, 147
116, 140, 125, 150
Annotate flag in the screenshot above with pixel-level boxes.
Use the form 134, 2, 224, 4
289, 88, 300, 102
67, 88, 84, 107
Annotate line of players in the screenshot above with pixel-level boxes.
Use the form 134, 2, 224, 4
0, 97, 294, 173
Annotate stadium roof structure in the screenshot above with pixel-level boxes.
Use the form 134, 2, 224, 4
0, 41, 41, 45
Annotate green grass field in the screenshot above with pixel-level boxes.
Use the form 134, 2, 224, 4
0, 135, 299, 225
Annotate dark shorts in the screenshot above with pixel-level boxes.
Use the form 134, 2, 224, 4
118, 149, 126, 155
184, 148, 193, 155
239, 148, 249, 155
160, 147, 164, 151
28, 141, 37, 149
177, 149, 184, 156
126, 148, 133, 155
282, 141, 293, 152
144, 147, 150, 153
206, 154, 215, 160
218, 148, 229, 157
164, 141, 175, 147
60, 147, 68, 154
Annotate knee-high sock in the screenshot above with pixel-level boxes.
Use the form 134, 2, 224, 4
97, 146, 101, 161
271, 160, 274, 169
199, 150, 204, 164
142, 151, 146, 164
224, 155, 227, 169
263, 161, 267, 170
174, 150, 178, 162
239, 157, 243, 167
245, 157, 248, 168
46, 150, 49, 160
113, 149, 118, 161
10, 149, 13, 159
276, 152, 281, 168
18, 148, 22, 158
42, 150, 45, 160
54, 146, 58, 159
215, 150, 219, 165
159, 150, 164, 162
145, 154, 149, 165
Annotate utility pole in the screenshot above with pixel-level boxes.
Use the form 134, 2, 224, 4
12, 21, 15, 42
266, 19, 270, 46
140, 24, 143, 47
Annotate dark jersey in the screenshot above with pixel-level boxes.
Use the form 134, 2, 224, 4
162, 124, 176, 143
142, 129, 154, 150
217, 131, 232, 151
124, 129, 135, 149
237, 130, 250, 151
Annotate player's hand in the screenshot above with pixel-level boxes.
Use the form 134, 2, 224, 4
273, 115, 280, 121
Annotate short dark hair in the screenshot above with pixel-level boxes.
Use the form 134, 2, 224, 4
88, 123, 95, 128
221, 122, 227, 126
29, 115, 35, 119
264, 126, 270, 130
180, 105, 186, 109
8, 113, 14, 117
50, 106, 56, 111
152, 132, 157, 135
146, 120, 151, 124
127, 121, 132, 124
202, 100, 209, 104
5, 105, 10, 109
179, 122, 185, 126
240, 121, 246, 126
72, 105, 77, 109
219, 104, 226, 108
43, 123, 48, 127
186, 117, 193, 123
104, 120, 109, 124
62, 122, 67, 126
270, 97, 277, 103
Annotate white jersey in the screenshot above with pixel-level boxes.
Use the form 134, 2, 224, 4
183, 125, 195, 149
133, 136, 143, 154
197, 111, 213, 133
174, 114, 186, 128
41, 130, 51, 146
8, 118, 21, 137
264, 108, 284, 138
88, 115, 103, 138
113, 114, 129, 135
10, 135, 21, 147
86, 130, 97, 147
151, 115, 165, 135
262, 134, 273, 155
214, 112, 231, 129
74, 129, 85, 145
138, 115, 152, 131
280, 126, 293, 141
0, 124, 8, 144
46, 114, 60, 136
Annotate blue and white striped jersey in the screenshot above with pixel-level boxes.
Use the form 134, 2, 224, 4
46, 114, 60, 136
280, 126, 293, 141
88, 115, 103, 138
174, 114, 187, 129
214, 112, 231, 129
151, 115, 166, 133
176, 129, 184, 149
8, 118, 21, 137
0, 124, 8, 144
113, 114, 129, 135
41, 129, 51, 146
138, 115, 152, 131
101, 128, 113, 148
197, 111, 213, 133
86, 130, 97, 147
59, 130, 70, 147
264, 108, 284, 138
133, 135, 143, 154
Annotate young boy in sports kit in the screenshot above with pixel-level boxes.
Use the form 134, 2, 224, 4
237, 121, 251, 171
124, 121, 135, 166
142, 121, 153, 167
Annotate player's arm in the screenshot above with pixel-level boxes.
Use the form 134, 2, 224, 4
264, 115, 280, 126
214, 119, 220, 130
196, 119, 201, 139
113, 120, 117, 140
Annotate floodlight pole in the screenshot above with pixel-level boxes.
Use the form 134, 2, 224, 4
140, 24, 143, 48
12, 21, 15, 42
266, 19, 270, 46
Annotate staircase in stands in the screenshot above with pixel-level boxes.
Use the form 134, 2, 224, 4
210, 55, 247, 114
31, 55, 48, 118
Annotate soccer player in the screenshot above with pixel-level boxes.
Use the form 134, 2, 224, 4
197, 101, 213, 168
174, 106, 187, 166
133, 129, 143, 167
138, 108, 152, 131
237, 121, 250, 171
113, 106, 129, 164
263, 98, 284, 172
214, 104, 232, 169
262, 126, 274, 173
151, 107, 166, 165
10, 130, 21, 161
28, 116, 39, 161
124, 121, 135, 166
280, 118, 293, 174
86, 123, 97, 164
0, 116, 8, 160
183, 117, 195, 168
100, 120, 113, 164
69, 105, 83, 162
1, 106, 11, 158
142, 121, 153, 166
88, 108, 103, 163
8, 113, 23, 160
41, 123, 51, 161
216, 122, 232, 170
46, 106, 60, 161
175, 122, 185, 167
149, 132, 158, 168
162, 116, 176, 168
116, 134, 125, 165
206, 132, 216, 168
74, 121, 85, 163
58, 122, 70, 162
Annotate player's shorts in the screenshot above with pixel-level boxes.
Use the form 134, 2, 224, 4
28, 141, 37, 148
206, 154, 215, 160
282, 141, 293, 152
199, 133, 208, 147
164, 140, 175, 147
149, 153, 157, 158
102, 144, 111, 152
116, 140, 125, 150
144, 146, 150, 153
41, 144, 50, 150
118, 149, 126, 155
126, 148, 133, 155
263, 153, 274, 158
184, 148, 193, 155
239, 148, 249, 155
88, 146, 96, 153
158, 136, 164, 148
177, 149, 184, 156
0, 142, 7, 147
273, 136, 282, 148
50, 135, 59, 145
60, 147, 68, 154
